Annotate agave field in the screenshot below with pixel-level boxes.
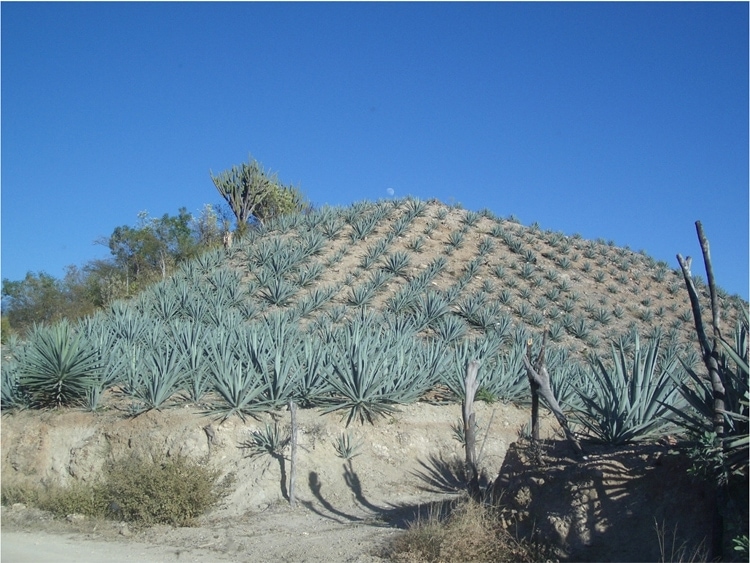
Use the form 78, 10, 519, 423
2, 199, 747, 446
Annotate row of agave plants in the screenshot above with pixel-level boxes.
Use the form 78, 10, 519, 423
3, 300, 746, 445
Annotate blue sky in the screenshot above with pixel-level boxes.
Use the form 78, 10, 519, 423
2, 2, 748, 299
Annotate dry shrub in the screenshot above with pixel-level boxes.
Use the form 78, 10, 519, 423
1, 479, 42, 507
1, 453, 224, 527
102, 453, 221, 527
387, 497, 542, 563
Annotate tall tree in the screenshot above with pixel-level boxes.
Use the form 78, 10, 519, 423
210, 155, 305, 235
106, 208, 198, 290
2, 272, 69, 335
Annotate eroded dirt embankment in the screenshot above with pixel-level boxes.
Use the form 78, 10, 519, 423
1, 402, 536, 562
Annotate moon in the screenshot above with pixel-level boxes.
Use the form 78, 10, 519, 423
386, 187, 395, 196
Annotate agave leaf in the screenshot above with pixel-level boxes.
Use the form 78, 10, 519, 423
205, 327, 266, 421
572, 331, 683, 445
19, 321, 102, 408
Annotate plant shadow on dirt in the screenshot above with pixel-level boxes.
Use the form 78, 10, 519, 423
299, 455, 470, 530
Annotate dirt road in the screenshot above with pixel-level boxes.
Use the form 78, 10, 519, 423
1, 530, 234, 563
0, 504, 398, 563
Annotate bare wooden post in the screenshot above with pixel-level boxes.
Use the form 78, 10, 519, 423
676, 221, 728, 558
223, 230, 233, 250
526, 338, 541, 442
676, 220, 726, 438
463, 360, 481, 500
523, 344, 583, 457
288, 400, 298, 508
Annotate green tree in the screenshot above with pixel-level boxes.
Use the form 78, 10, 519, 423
191, 203, 227, 248
1, 204, 230, 333
2, 272, 68, 335
210, 155, 305, 236
105, 208, 199, 291
1, 268, 104, 337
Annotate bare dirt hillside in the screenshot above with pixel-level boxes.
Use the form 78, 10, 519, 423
1, 402, 542, 561
1, 402, 733, 562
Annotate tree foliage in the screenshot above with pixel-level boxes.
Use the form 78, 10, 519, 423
2, 207, 224, 336
1, 269, 100, 338
210, 155, 305, 235
107, 208, 199, 285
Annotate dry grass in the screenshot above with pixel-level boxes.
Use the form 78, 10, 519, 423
386, 496, 548, 563
654, 518, 710, 563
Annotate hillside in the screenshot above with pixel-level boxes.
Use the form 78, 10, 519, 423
136, 197, 741, 364
4, 197, 746, 417
2, 197, 748, 561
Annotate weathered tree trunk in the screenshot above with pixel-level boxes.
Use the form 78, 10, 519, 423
676, 221, 726, 438
676, 221, 727, 558
288, 400, 298, 508
522, 337, 583, 457
463, 360, 481, 500
526, 339, 541, 442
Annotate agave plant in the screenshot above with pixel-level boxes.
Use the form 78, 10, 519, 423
241, 422, 290, 459
442, 332, 504, 400
412, 291, 450, 330
390, 214, 414, 238
385, 286, 420, 316
194, 247, 225, 274
1, 334, 27, 409
431, 315, 468, 345
261, 277, 298, 307
76, 314, 126, 411
295, 261, 325, 288
121, 323, 186, 413
571, 332, 685, 445
19, 320, 102, 408
144, 282, 182, 323
107, 302, 151, 343
323, 315, 400, 425
294, 336, 332, 407
205, 327, 266, 421
348, 214, 379, 242
322, 312, 444, 425
666, 315, 749, 475
257, 313, 304, 408
319, 209, 345, 239
446, 230, 465, 251
347, 283, 376, 308
168, 320, 210, 404
333, 431, 364, 461
382, 251, 411, 277
403, 196, 427, 219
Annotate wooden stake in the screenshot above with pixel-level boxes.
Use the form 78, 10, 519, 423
288, 399, 298, 508
463, 360, 481, 499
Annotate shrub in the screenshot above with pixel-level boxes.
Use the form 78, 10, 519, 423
386, 498, 541, 563
1, 453, 222, 527
103, 453, 221, 526
1, 479, 108, 518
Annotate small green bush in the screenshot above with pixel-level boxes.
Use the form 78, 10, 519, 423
2, 453, 223, 527
103, 453, 221, 526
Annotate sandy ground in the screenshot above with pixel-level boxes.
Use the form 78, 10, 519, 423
2, 530, 234, 563
0, 501, 430, 563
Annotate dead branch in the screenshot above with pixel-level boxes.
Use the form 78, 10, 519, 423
522, 353, 584, 457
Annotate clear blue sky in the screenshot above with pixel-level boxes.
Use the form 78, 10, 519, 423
2, 2, 748, 299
